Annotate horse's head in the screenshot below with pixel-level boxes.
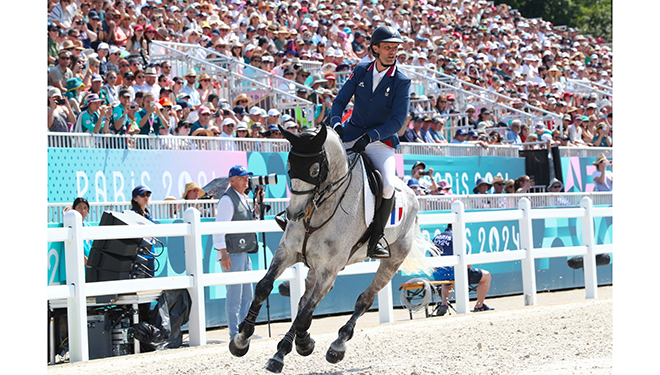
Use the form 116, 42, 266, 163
280, 124, 347, 221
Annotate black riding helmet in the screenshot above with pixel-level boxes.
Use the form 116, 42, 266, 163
370, 26, 404, 64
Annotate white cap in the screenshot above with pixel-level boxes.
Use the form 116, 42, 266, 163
221, 118, 236, 127
249, 106, 262, 115
267, 108, 281, 116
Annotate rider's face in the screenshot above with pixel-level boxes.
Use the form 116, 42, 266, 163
374, 42, 399, 67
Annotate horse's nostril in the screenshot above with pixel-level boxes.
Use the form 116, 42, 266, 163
286, 208, 303, 221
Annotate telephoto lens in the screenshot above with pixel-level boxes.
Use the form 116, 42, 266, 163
250, 173, 278, 186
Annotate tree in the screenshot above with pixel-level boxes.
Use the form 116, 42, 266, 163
494, 0, 612, 43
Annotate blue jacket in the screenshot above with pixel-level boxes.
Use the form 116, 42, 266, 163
331, 61, 411, 149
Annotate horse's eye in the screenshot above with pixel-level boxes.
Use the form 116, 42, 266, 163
309, 162, 320, 178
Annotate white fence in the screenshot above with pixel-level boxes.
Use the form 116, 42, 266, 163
47, 197, 613, 363
46, 193, 612, 223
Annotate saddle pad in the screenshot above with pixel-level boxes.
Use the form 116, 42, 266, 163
362, 156, 404, 228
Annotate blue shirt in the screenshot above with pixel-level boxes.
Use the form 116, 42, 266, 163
432, 229, 455, 280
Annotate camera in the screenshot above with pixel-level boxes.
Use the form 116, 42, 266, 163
55, 98, 66, 105
419, 171, 431, 176
250, 173, 278, 186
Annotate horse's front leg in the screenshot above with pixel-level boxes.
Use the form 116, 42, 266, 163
264, 270, 318, 373
229, 248, 296, 357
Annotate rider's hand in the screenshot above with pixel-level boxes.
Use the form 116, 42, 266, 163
350, 133, 371, 153
333, 122, 344, 141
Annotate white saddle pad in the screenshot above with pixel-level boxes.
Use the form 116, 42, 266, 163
361, 156, 404, 228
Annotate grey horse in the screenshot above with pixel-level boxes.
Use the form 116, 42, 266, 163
229, 124, 437, 373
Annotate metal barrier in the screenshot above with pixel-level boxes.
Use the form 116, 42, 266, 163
48, 197, 612, 362
398, 65, 564, 132
47, 192, 612, 224
46, 132, 291, 151
149, 42, 317, 127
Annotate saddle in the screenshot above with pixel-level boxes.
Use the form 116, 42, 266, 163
360, 154, 384, 212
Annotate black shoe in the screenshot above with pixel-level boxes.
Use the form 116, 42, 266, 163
275, 215, 287, 231
368, 244, 390, 259
367, 197, 395, 259
435, 304, 448, 316
473, 304, 494, 312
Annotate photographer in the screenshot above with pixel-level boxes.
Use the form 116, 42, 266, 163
409, 161, 439, 195
213, 165, 264, 341
314, 89, 333, 126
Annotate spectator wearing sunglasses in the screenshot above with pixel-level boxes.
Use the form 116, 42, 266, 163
189, 106, 214, 135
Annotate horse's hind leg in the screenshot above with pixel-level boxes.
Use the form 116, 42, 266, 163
229, 249, 296, 357
326, 256, 405, 364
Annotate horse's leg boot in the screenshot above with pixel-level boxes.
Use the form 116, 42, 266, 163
367, 197, 395, 259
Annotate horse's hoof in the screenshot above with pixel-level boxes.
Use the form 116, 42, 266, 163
266, 358, 284, 373
229, 338, 250, 357
296, 337, 315, 356
326, 346, 345, 364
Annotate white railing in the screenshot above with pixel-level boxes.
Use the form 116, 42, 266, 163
46, 193, 612, 223
48, 197, 612, 362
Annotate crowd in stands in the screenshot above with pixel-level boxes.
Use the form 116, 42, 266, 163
47, 0, 612, 148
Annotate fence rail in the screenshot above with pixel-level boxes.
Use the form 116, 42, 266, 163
47, 197, 612, 362
47, 193, 612, 224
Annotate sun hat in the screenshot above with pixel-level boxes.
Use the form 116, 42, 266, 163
181, 182, 205, 199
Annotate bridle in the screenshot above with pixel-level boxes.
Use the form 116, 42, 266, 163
286, 147, 361, 265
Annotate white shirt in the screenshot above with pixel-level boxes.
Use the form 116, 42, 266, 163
212, 188, 252, 257
372, 65, 390, 92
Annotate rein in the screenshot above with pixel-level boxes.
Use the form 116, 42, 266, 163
294, 152, 361, 265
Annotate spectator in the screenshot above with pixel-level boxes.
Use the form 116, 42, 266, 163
534, 122, 553, 143
492, 175, 505, 194
432, 224, 493, 316
506, 119, 523, 147
65, 77, 86, 116
515, 175, 535, 193
48, 87, 76, 133
235, 122, 250, 138
475, 108, 494, 131
48, 50, 74, 93
504, 179, 516, 194
591, 123, 612, 147
473, 177, 492, 194
520, 124, 530, 143
592, 153, 613, 191
407, 178, 424, 196
213, 165, 263, 340
420, 116, 435, 143
458, 104, 478, 128
76, 94, 111, 134
181, 69, 202, 108
408, 161, 439, 194
182, 182, 205, 200
451, 128, 469, 144
429, 116, 447, 143
219, 118, 236, 138
488, 131, 503, 145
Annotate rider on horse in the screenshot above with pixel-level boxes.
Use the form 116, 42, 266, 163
330, 26, 411, 259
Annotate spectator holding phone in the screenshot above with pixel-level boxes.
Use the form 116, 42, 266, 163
515, 175, 535, 193
592, 153, 613, 191
48, 87, 76, 133
314, 89, 333, 126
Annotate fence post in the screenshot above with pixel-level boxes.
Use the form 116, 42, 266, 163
183, 207, 206, 346
518, 198, 537, 306
580, 197, 598, 299
63, 210, 89, 362
288, 262, 306, 320
451, 200, 469, 314
377, 280, 394, 323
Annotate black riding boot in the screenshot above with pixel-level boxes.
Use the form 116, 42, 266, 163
367, 197, 395, 259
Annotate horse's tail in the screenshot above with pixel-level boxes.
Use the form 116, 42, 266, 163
399, 219, 441, 276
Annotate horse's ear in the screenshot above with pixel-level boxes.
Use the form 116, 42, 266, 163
312, 124, 328, 147
279, 124, 298, 144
